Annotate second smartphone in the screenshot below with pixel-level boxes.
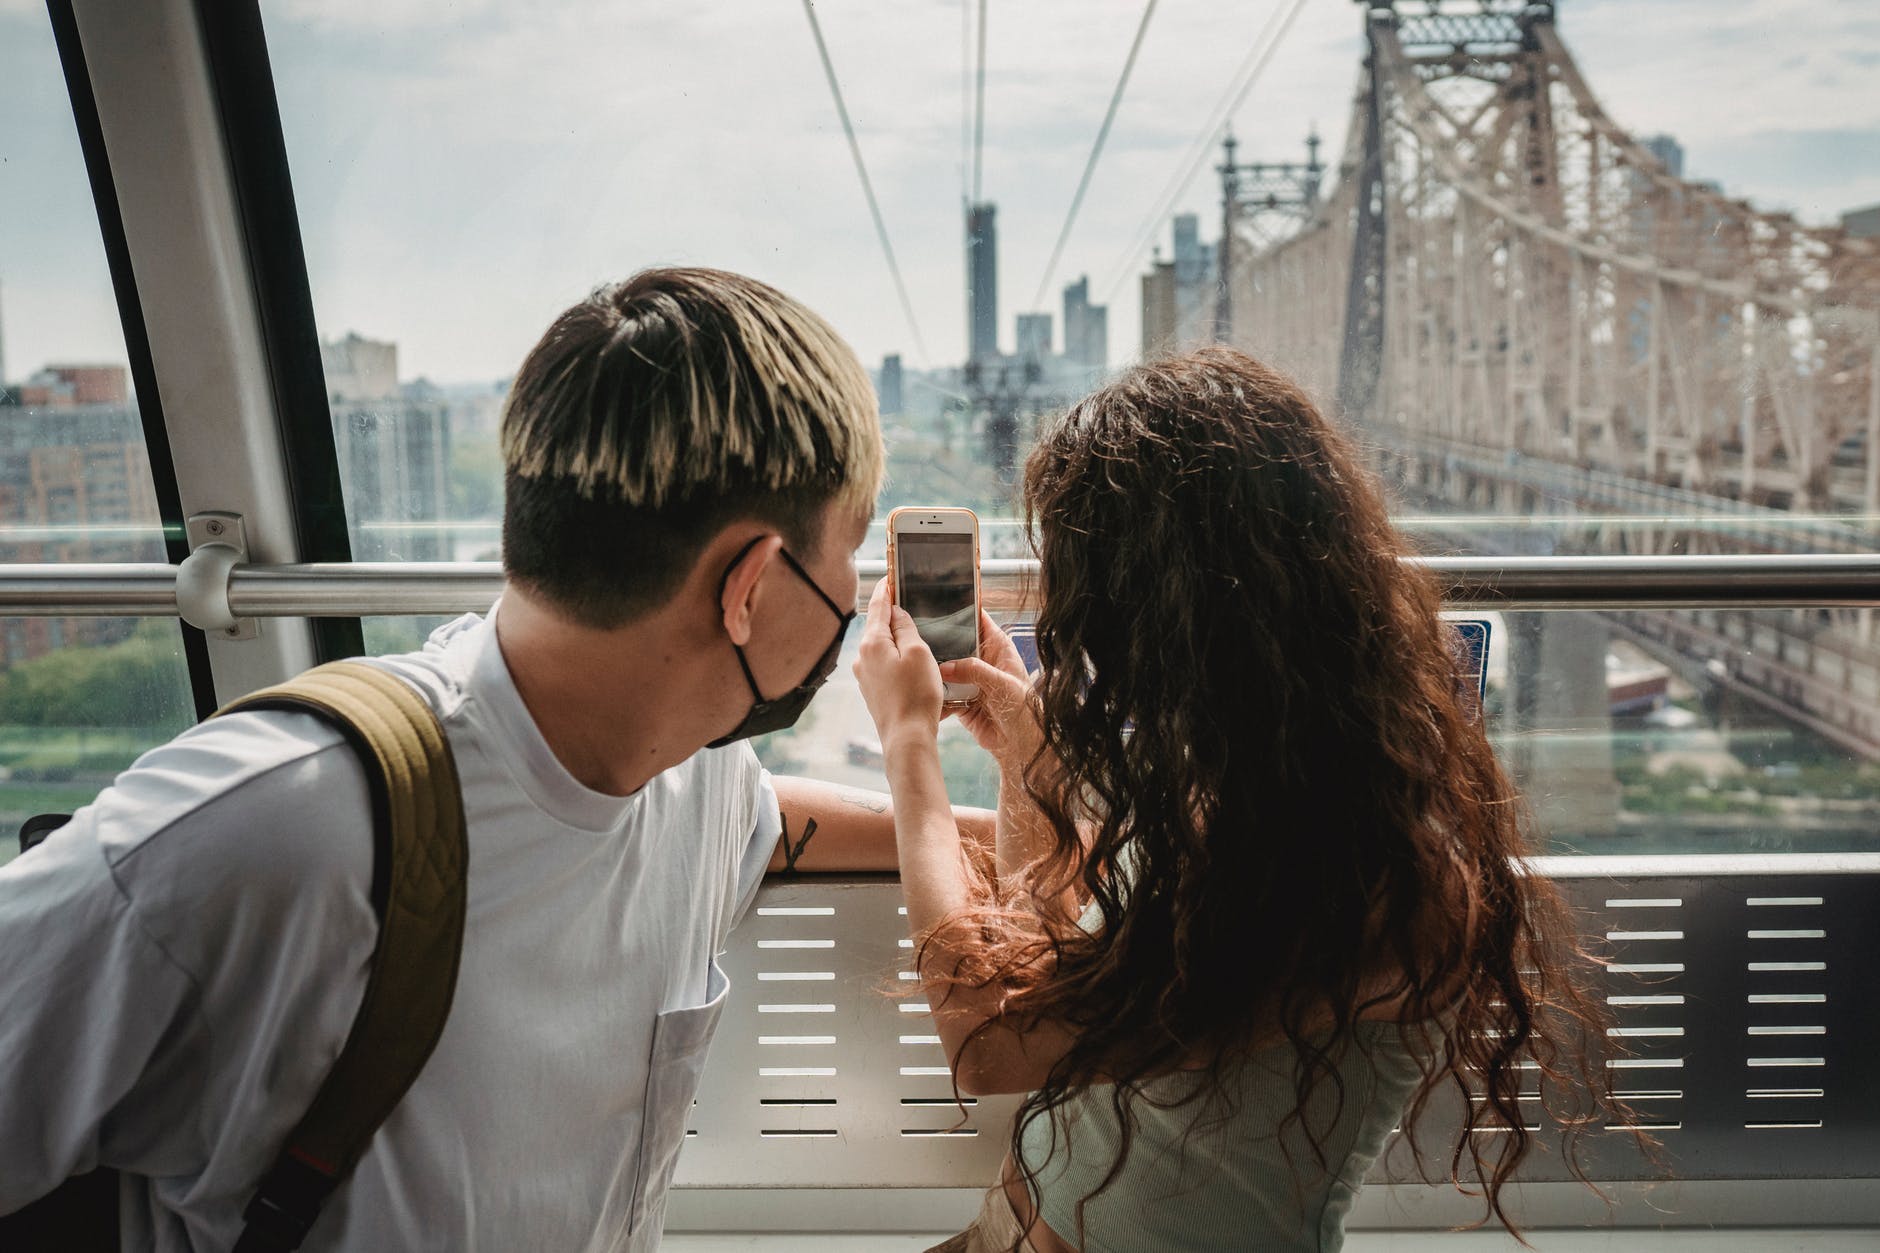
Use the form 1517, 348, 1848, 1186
886, 507, 981, 705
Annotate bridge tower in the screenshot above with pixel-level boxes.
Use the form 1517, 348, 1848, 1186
1215, 131, 1323, 343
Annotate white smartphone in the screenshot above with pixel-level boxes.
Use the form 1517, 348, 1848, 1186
887, 506, 982, 706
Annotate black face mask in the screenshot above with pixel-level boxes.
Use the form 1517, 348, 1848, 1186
707, 537, 856, 748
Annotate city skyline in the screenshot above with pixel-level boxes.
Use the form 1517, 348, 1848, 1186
4, 0, 1879, 384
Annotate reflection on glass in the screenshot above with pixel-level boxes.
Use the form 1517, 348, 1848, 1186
252, 3, 1880, 842
0, 7, 197, 858
1492, 609, 1880, 857
895, 533, 978, 664
748, 612, 1000, 811
0, 617, 195, 869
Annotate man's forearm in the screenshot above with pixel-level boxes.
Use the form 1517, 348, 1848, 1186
769, 773, 994, 874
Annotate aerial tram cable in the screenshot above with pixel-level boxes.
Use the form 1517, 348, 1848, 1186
799, 0, 931, 363
1031, 0, 1161, 313
1100, 0, 1311, 305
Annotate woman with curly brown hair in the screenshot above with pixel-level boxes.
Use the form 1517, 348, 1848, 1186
854, 347, 1610, 1252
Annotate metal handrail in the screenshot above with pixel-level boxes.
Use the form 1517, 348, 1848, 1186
7, 553, 1880, 618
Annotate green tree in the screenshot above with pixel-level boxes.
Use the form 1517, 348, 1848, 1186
0, 620, 194, 731
449, 435, 504, 520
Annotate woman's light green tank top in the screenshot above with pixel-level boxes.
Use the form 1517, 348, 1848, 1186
1016, 1019, 1425, 1252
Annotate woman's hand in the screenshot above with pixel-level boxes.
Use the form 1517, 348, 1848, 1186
853, 578, 945, 758
943, 610, 1045, 779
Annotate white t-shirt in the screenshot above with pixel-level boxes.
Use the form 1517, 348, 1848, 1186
0, 609, 781, 1252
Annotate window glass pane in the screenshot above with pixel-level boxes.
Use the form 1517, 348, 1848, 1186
0, 8, 197, 861
262, 3, 1879, 836
1489, 608, 1880, 857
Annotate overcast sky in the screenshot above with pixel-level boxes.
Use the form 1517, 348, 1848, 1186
4, 0, 1879, 387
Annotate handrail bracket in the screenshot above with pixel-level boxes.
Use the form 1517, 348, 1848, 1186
177, 511, 258, 640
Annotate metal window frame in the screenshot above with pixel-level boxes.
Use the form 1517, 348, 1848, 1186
61, 0, 350, 700
191, 0, 363, 667
44, 0, 217, 719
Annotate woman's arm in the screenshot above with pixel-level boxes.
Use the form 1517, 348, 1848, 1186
880, 707, 1079, 1094
854, 582, 1081, 1095
942, 619, 1090, 908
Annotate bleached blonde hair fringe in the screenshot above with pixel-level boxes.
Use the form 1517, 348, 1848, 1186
501, 268, 884, 515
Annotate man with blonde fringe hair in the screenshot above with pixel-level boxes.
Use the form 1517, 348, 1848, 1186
0, 268, 985, 1251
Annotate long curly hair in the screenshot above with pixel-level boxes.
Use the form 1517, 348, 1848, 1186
925, 347, 1613, 1245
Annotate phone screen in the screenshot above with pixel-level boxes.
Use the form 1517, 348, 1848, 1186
896, 532, 977, 664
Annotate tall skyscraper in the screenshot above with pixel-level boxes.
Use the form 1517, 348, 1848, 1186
1169, 213, 1219, 349
1173, 215, 1202, 272
967, 203, 999, 362
19, 364, 130, 407
1084, 304, 1108, 372
878, 353, 904, 416
1062, 276, 1107, 372
321, 332, 400, 402
1016, 313, 1052, 364
1641, 134, 1685, 179
1141, 256, 1177, 358
320, 334, 451, 560
0, 402, 160, 667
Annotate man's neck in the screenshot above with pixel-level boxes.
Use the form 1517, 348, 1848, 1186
493, 589, 713, 797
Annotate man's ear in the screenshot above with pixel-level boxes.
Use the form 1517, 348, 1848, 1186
720, 533, 784, 647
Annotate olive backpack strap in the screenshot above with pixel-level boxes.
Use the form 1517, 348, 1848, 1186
219, 661, 468, 1253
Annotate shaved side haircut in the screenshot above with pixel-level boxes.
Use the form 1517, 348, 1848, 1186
501, 268, 884, 627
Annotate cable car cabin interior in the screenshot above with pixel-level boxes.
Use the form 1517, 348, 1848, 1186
2, 0, 1878, 1249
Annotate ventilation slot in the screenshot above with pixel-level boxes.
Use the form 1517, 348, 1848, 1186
760, 1066, 837, 1077
1745, 1121, 1824, 1131
902, 1097, 978, 1107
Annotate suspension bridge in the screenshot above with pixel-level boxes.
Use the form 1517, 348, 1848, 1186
1225, 0, 1880, 777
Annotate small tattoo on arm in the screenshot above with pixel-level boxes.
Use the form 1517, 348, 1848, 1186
778, 813, 820, 874
839, 789, 889, 815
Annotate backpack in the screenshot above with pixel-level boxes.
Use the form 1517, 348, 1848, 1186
0, 661, 469, 1253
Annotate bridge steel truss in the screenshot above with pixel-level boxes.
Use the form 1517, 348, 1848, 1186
1231, 0, 1880, 512
1225, 0, 1880, 760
